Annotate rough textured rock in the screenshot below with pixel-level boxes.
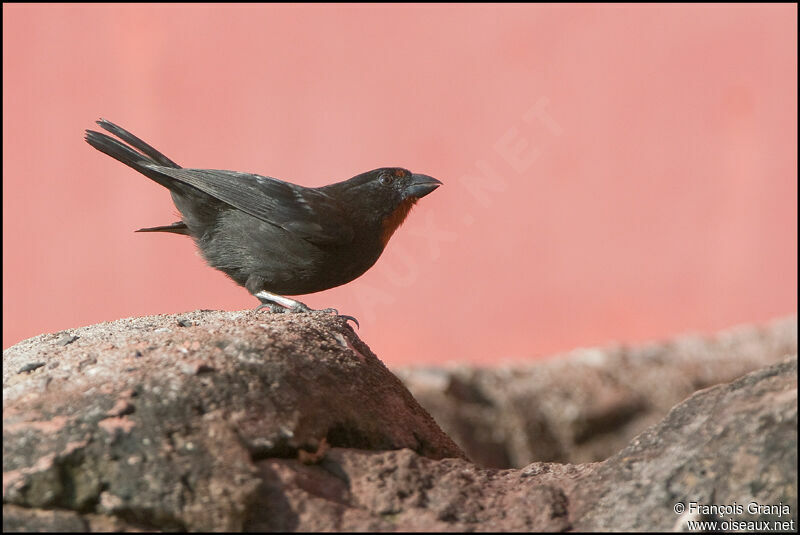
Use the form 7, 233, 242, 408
243, 357, 797, 531
397, 316, 797, 467
3, 311, 464, 531
3, 313, 796, 531
246, 449, 590, 532
572, 356, 798, 532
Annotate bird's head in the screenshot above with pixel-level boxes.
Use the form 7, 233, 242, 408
327, 167, 442, 246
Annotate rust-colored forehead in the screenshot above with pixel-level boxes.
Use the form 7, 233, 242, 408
393, 168, 406, 178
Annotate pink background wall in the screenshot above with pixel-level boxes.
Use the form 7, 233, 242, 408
3, 5, 797, 365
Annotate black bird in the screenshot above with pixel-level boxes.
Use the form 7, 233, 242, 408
85, 119, 442, 326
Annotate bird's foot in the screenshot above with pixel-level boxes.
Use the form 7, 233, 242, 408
289, 303, 360, 329
320, 309, 360, 329
253, 292, 359, 328
255, 303, 289, 313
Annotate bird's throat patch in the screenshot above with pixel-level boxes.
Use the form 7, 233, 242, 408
381, 197, 417, 246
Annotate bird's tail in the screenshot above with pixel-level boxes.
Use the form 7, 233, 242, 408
84, 119, 183, 190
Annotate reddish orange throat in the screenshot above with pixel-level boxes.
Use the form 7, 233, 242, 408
380, 197, 418, 246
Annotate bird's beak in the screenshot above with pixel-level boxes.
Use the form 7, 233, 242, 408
405, 174, 442, 199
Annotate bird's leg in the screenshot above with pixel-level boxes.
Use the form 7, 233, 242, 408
254, 290, 359, 328
254, 290, 306, 312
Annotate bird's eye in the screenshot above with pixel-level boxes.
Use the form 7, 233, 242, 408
379, 173, 393, 185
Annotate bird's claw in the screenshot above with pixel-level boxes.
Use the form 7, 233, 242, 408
255, 303, 289, 313
254, 303, 359, 328
336, 314, 360, 329
315, 307, 359, 328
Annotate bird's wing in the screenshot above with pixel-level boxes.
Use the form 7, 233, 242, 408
143, 165, 354, 245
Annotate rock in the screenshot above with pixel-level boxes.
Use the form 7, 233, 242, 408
572, 356, 798, 532
2, 311, 464, 532
397, 316, 797, 467
244, 356, 798, 531
245, 448, 591, 532
3, 313, 796, 531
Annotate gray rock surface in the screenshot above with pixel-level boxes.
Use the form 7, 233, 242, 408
573, 356, 798, 531
3, 313, 796, 531
246, 448, 590, 532
397, 316, 797, 467
3, 311, 464, 531
243, 356, 797, 531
